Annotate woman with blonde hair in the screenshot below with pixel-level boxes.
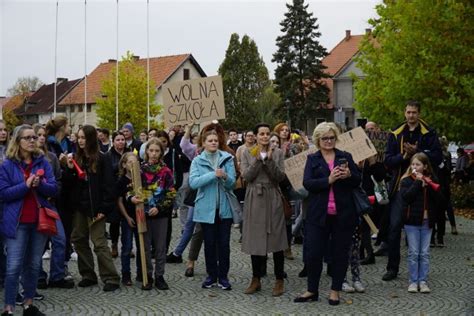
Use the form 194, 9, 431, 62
0, 124, 58, 315
294, 122, 360, 305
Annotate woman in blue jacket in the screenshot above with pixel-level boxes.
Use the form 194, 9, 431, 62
0, 124, 58, 316
294, 122, 360, 305
189, 130, 236, 291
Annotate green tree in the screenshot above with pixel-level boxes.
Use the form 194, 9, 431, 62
272, 0, 329, 129
96, 51, 161, 132
354, 1, 474, 143
218, 33, 271, 130
253, 84, 282, 128
7, 76, 43, 96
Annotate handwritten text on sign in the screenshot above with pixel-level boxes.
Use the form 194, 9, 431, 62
284, 127, 377, 191
163, 76, 225, 127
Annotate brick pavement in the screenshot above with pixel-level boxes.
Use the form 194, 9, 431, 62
2, 217, 473, 315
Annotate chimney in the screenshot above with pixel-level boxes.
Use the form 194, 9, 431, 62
365, 28, 372, 35
108, 59, 116, 63
132, 55, 140, 61
56, 77, 68, 84
345, 30, 351, 40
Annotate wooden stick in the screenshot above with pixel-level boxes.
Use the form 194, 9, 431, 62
138, 233, 148, 287
363, 214, 379, 235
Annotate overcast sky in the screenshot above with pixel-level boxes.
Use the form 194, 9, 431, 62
0, 0, 380, 96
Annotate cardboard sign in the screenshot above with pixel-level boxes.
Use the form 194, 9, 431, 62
284, 127, 377, 191
367, 130, 391, 163
163, 76, 225, 127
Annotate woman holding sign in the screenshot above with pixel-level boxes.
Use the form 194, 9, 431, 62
241, 123, 288, 297
294, 122, 360, 305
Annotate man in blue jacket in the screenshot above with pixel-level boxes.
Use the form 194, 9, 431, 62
382, 100, 442, 281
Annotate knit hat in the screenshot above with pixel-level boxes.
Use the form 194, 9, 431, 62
122, 122, 134, 134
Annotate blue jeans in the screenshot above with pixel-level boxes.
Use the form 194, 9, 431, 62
174, 207, 196, 256
39, 219, 67, 282
200, 214, 232, 280
0, 237, 6, 287
120, 219, 140, 275
405, 220, 432, 284
4, 224, 47, 307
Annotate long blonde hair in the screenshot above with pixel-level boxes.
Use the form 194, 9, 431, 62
6, 124, 43, 161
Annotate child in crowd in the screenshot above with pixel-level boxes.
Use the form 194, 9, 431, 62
400, 152, 443, 294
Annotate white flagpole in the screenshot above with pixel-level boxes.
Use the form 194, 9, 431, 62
53, 0, 58, 117
84, 0, 87, 125
146, 0, 150, 131
116, 0, 119, 131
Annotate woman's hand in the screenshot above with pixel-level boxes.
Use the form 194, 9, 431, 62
216, 168, 227, 179
66, 154, 74, 169
338, 165, 351, 179
131, 196, 143, 205
96, 213, 105, 220
126, 216, 136, 228
26, 174, 35, 188
328, 167, 343, 184
267, 148, 273, 161
31, 175, 41, 188
148, 207, 159, 216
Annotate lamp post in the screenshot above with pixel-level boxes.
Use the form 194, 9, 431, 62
285, 98, 291, 128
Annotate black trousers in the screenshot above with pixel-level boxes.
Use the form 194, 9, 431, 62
305, 216, 354, 292
251, 251, 284, 280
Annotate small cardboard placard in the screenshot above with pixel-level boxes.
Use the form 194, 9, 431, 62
367, 130, 390, 163
284, 127, 377, 191
163, 75, 225, 127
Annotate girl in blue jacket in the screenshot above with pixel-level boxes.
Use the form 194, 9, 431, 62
0, 124, 58, 316
189, 130, 236, 290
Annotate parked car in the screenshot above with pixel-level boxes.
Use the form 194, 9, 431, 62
463, 143, 474, 154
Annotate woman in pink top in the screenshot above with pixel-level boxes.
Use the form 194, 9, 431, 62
294, 122, 361, 305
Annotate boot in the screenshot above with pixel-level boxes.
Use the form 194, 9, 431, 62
244, 277, 261, 294
284, 247, 294, 260
272, 279, 284, 297
111, 243, 118, 258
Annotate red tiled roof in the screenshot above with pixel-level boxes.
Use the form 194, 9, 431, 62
60, 54, 205, 106
17, 79, 82, 116
0, 97, 12, 109
321, 31, 366, 109
2, 93, 34, 112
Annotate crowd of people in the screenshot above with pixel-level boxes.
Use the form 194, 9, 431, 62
0, 99, 469, 315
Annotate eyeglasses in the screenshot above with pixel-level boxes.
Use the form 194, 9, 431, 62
20, 135, 38, 141
321, 136, 336, 142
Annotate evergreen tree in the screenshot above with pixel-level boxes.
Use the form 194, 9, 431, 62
272, 0, 329, 129
218, 33, 272, 130
354, 1, 474, 143
96, 51, 161, 132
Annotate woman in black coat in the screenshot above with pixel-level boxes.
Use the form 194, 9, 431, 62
103, 131, 129, 257
294, 122, 361, 305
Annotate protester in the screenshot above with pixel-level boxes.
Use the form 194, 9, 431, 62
139, 129, 148, 143
45, 116, 76, 273
116, 152, 140, 286
0, 120, 9, 288
189, 129, 236, 290
0, 124, 58, 316
400, 153, 443, 293
121, 122, 142, 153
33, 124, 74, 289
383, 100, 442, 281
65, 125, 120, 292
273, 123, 291, 158
294, 122, 360, 305
227, 128, 242, 153
455, 148, 469, 183
98, 128, 111, 153
342, 226, 365, 293
241, 123, 288, 297
103, 131, 129, 258
136, 138, 176, 290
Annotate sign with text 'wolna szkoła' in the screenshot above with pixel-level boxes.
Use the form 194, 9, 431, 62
284, 127, 377, 191
163, 76, 225, 127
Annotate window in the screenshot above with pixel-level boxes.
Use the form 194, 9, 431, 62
183, 68, 190, 80
87, 104, 92, 112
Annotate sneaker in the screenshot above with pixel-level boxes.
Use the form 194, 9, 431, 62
166, 252, 183, 263
33, 292, 44, 301
70, 252, 78, 261
342, 282, 355, 293
16, 292, 23, 306
64, 266, 73, 281
371, 233, 378, 240
155, 276, 169, 290
419, 281, 431, 293
23, 305, 45, 316
103, 283, 119, 292
218, 278, 232, 291
48, 278, 75, 289
42, 250, 51, 260
407, 283, 418, 293
78, 279, 98, 287
121, 272, 132, 286
353, 281, 365, 293
1, 311, 13, 315
201, 276, 217, 289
